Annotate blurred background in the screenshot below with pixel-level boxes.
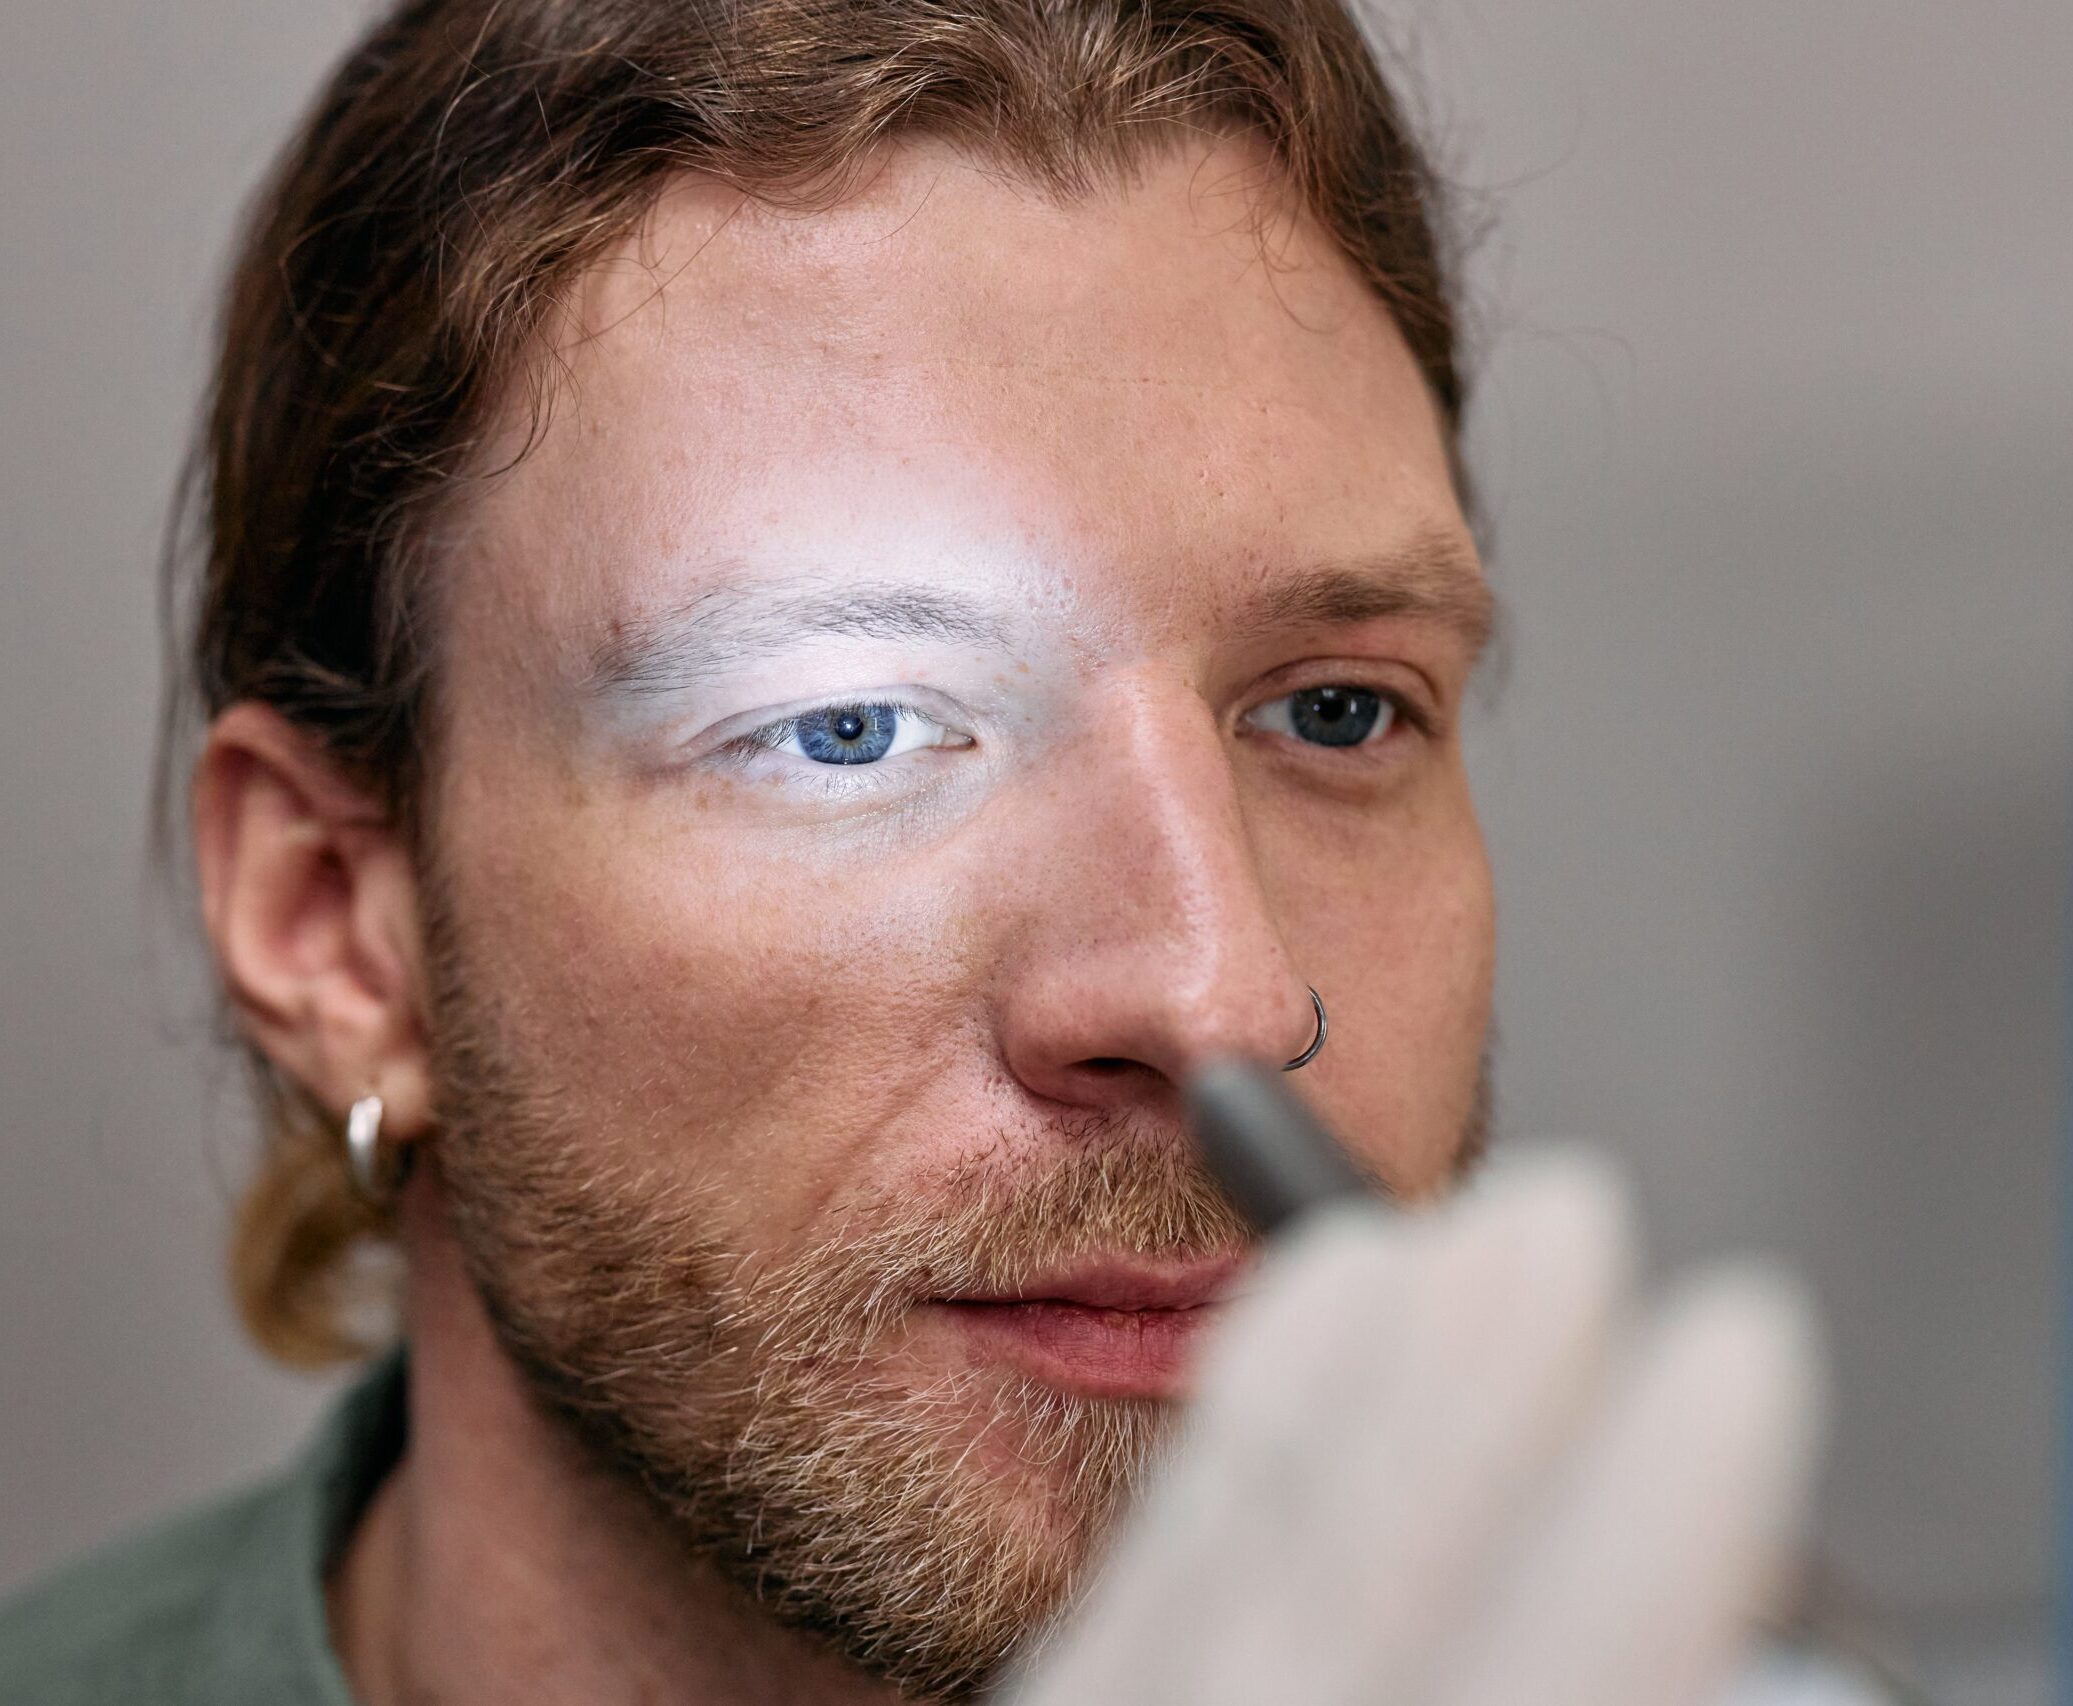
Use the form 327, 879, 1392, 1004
1, 2, 2065, 1701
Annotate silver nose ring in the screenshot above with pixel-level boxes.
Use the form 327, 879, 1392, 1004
1283, 987, 1328, 1072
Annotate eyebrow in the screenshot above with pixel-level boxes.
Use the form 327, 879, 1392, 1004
586, 579, 1016, 700
1236, 532, 1496, 660
585, 534, 1495, 701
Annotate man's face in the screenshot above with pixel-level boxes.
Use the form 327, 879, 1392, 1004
418, 135, 1494, 1697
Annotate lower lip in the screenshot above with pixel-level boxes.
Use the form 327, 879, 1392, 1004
925, 1299, 1223, 1400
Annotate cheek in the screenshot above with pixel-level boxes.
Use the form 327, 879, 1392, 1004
437, 769, 983, 1230
1270, 780, 1494, 1190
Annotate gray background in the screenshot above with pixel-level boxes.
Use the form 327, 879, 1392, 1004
2, 2, 2065, 1700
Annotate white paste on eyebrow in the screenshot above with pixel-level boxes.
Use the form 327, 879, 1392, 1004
586, 635, 999, 739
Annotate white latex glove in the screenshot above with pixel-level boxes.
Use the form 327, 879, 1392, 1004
998, 1151, 1828, 1706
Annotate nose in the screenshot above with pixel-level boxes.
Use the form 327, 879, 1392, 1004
987, 673, 1320, 1111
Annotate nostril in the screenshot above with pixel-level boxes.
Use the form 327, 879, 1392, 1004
1080, 1057, 1136, 1075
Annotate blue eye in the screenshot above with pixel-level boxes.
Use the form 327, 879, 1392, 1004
750, 701, 961, 767
1247, 686, 1394, 748
795, 703, 898, 764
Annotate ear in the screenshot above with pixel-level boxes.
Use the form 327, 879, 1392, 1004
192, 702, 434, 1143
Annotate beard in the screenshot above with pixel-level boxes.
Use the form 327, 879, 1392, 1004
417, 874, 1492, 1702
420, 900, 1255, 1699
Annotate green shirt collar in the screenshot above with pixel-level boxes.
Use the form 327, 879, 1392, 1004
184, 1348, 406, 1705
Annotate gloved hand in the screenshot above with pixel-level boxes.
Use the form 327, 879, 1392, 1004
997, 1151, 1827, 1706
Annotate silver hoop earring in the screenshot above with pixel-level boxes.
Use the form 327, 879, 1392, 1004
1283, 987, 1328, 1072
345, 1094, 390, 1202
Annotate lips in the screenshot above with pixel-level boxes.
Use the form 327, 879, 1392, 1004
926, 1256, 1247, 1401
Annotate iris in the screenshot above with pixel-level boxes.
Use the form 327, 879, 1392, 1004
1287, 686, 1385, 747
794, 703, 901, 764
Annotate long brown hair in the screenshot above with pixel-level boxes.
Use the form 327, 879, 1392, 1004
164, 0, 1473, 1366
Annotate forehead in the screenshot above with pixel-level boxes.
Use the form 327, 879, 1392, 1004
448, 134, 1469, 663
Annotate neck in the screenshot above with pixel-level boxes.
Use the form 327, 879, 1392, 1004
329, 1173, 902, 1706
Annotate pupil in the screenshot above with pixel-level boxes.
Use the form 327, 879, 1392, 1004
834, 711, 865, 742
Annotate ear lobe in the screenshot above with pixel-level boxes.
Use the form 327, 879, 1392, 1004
192, 703, 434, 1140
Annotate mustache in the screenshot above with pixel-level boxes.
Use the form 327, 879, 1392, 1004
700, 1116, 1257, 1354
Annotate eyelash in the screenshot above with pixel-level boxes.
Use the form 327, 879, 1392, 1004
1246, 684, 1432, 743
712, 700, 968, 776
